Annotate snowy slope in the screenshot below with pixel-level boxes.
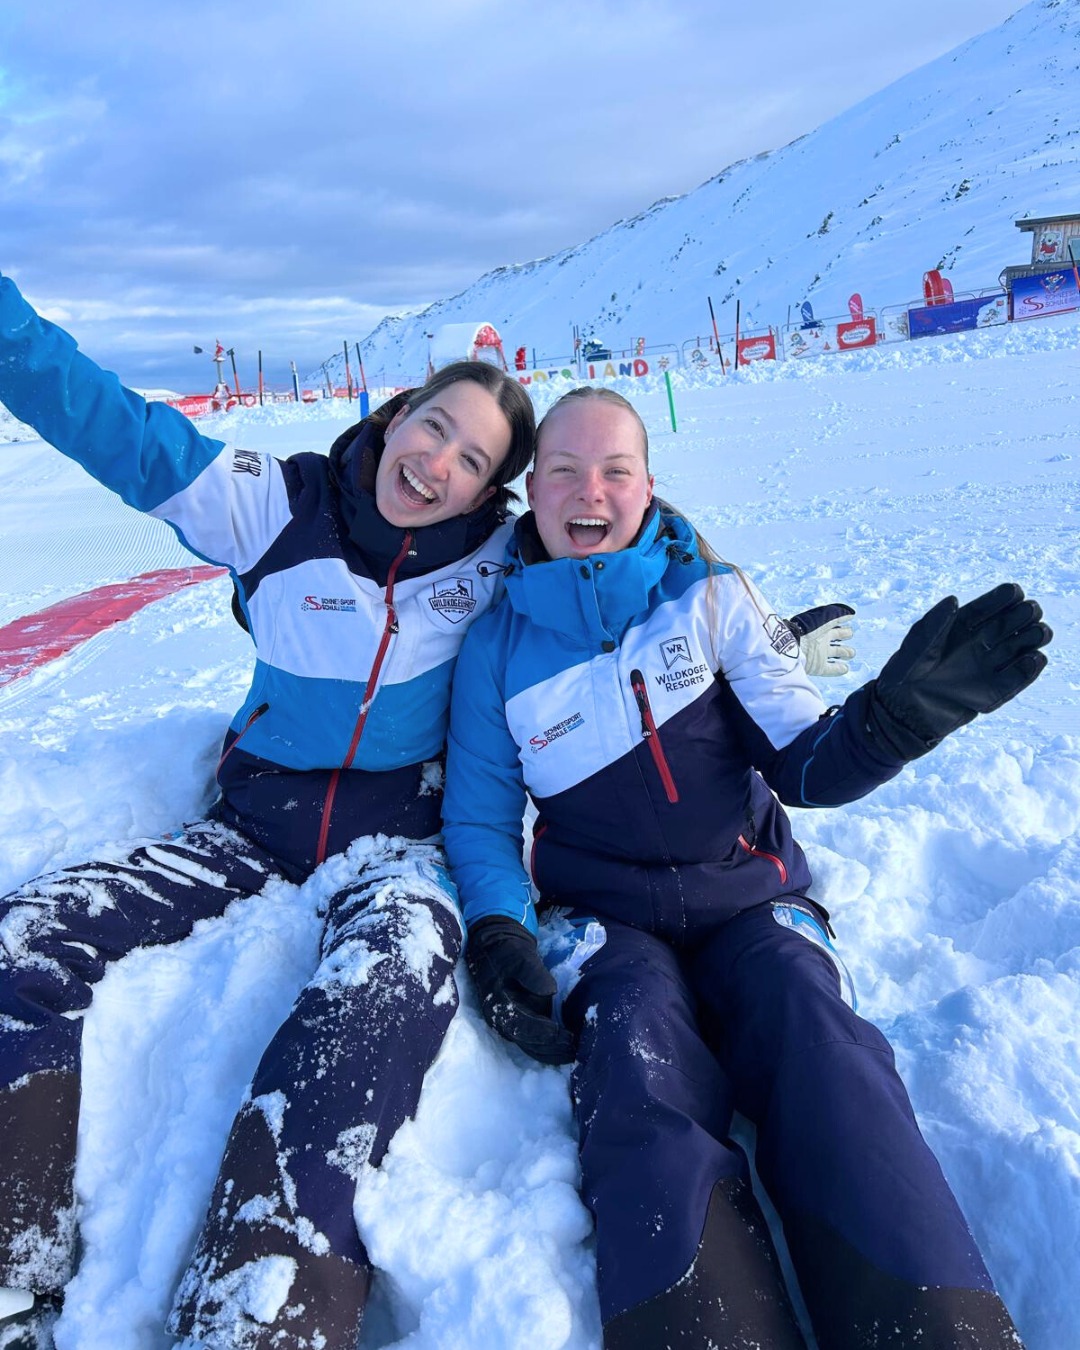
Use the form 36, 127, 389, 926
1, 309, 1077, 1348
334, 0, 1080, 385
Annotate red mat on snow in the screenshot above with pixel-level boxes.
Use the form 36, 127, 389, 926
0, 565, 228, 688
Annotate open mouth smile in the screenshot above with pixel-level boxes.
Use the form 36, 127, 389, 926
400, 464, 438, 505
566, 516, 611, 549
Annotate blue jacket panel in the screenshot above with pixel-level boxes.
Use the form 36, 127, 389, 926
443, 508, 904, 935
0, 274, 513, 878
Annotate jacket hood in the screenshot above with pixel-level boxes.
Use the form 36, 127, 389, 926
504, 502, 699, 648
327, 397, 506, 582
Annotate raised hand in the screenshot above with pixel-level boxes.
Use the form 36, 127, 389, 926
866, 583, 1051, 760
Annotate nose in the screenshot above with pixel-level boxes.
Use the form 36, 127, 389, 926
425, 441, 455, 479
578, 467, 605, 501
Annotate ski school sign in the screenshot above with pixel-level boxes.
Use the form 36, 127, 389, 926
1010, 268, 1080, 320
516, 357, 657, 386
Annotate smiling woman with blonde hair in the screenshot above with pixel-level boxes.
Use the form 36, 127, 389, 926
443, 384, 1046, 1349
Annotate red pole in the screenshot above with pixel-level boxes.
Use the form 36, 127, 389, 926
343, 341, 354, 401
355, 343, 368, 393
734, 300, 741, 371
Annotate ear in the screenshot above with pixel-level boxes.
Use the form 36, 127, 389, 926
467, 483, 497, 513
526, 470, 535, 510
385, 402, 410, 436
646, 474, 655, 505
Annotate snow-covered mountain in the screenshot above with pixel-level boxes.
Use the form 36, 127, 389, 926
333, 0, 1080, 385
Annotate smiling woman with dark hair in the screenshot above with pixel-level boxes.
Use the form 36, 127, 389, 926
0, 270, 534, 1348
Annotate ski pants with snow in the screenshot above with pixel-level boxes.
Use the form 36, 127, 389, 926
0, 820, 462, 1349
557, 900, 1024, 1350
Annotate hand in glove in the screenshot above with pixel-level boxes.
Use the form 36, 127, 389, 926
465, 916, 576, 1065
866, 583, 1051, 761
788, 603, 856, 677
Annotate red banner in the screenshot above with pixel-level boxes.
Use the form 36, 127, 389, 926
736, 332, 777, 363
836, 318, 878, 349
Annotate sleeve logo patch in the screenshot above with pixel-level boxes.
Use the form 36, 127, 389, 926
232, 449, 262, 476
429, 577, 476, 623
765, 613, 799, 658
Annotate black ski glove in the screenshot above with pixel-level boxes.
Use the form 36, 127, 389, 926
465, 916, 576, 1066
866, 583, 1052, 761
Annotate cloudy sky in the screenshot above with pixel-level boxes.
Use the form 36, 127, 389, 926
1, 0, 1024, 391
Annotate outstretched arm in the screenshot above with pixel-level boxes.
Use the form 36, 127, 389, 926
749, 585, 1051, 806
0, 273, 286, 571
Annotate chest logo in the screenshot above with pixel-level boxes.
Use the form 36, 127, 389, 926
660, 635, 693, 669
429, 577, 476, 623
301, 595, 357, 613
530, 711, 585, 753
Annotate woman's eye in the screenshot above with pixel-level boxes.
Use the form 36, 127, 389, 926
463, 454, 481, 474
425, 417, 443, 435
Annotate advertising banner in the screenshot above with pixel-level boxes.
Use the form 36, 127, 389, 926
907, 292, 1007, 339
836, 317, 878, 349
517, 356, 664, 386
736, 332, 777, 364
1010, 269, 1080, 321
784, 318, 877, 359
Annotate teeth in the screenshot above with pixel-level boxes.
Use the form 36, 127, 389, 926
568, 517, 609, 527
402, 465, 437, 501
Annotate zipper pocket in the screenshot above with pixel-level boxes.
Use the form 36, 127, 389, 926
738, 833, 789, 885
630, 668, 679, 803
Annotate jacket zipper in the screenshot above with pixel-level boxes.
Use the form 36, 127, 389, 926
630, 668, 679, 803
738, 833, 789, 885
216, 702, 270, 776
316, 532, 413, 864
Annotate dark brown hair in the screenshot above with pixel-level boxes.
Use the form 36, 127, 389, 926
374, 361, 536, 508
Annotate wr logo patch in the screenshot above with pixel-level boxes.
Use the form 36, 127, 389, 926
429, 578, 476, 624
660, 636, 693, 670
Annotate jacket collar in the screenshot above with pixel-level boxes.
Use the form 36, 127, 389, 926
504, 502, 696, 647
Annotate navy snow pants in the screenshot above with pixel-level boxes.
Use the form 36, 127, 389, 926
0, 821, 462, 1349
558, 900, 1023, 1350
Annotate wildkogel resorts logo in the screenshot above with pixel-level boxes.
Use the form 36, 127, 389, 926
429, 578, 477, 624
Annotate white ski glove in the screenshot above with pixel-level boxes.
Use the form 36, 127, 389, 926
787, 604, 856, 677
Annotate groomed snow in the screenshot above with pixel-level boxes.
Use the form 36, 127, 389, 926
0, 310, 1077, 1348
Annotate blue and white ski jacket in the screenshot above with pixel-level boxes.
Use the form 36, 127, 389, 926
442, 506, 906, 938
0, 274, 514, 878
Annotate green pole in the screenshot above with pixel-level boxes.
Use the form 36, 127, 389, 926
664, 369, 677, 433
